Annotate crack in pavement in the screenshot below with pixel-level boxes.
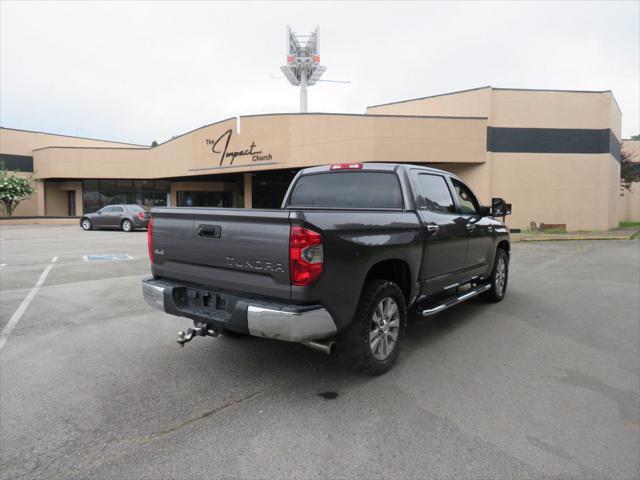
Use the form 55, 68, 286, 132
140, 389, 265, 444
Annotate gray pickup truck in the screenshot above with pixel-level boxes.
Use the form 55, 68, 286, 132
142, 163, 511, 374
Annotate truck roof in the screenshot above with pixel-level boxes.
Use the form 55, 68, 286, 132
298, 162, 456, 177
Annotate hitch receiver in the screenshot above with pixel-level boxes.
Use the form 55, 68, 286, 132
177, 323, 219, 347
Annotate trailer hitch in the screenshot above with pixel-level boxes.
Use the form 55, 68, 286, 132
177, 323, 219, 347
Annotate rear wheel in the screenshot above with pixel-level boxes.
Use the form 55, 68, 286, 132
121, 219, 133, 232
80, 218, 92, 230
337, 279, 407, 375
481, 248, 509, 302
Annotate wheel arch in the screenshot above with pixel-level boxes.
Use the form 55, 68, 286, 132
497, 239, 510, 253
364, 258, 412, 303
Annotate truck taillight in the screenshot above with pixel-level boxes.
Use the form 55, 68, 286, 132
137, 211, 144, 220
290, 226, 323, 286
147, 218, 154, 263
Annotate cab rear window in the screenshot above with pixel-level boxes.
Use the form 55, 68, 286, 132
288, 172, 403, 209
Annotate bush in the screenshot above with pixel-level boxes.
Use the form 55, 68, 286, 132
0, 169, 36, 217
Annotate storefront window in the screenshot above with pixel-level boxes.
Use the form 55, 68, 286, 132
252, 169, 298, 208
82, 179, 169, 213
177, 191, 232, 208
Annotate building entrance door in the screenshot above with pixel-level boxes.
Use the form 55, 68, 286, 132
67, 191, 76, 216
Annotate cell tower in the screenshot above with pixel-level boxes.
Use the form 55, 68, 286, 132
280, 26, 327, 113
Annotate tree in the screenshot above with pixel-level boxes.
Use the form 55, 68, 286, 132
620, 143, 640, 193
0, 167, 36, 217
151, 140, 158, 148
630, 134, 640, 141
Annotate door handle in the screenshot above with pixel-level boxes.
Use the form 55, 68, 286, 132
198, 224, 222, 238
426, 224, 440, 234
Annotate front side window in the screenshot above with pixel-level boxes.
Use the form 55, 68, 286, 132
415, 174, 455, 213
451, 179, 479, 215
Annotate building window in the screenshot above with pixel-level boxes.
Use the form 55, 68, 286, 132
177, 191, 232, 208
82, 179, 169, 213
252, 169, 299, 209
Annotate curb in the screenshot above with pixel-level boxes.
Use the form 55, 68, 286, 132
514, 235, 637, 243
0, 219, 79, 226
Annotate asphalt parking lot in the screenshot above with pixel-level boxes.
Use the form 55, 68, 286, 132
0, 224, 638, 479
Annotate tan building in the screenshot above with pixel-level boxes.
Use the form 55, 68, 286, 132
0, 86, 631, 231
619, 139, 640, 223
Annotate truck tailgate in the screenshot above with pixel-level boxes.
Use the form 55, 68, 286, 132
150, 208, 292, 300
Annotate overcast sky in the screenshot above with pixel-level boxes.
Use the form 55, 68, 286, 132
1, 0, 638, 145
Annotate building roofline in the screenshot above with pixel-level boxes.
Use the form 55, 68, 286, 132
241, 112, 488, 120
31, 116, 238, 152
0, 126, 147, 147
32, 113, 488, 152
367, 86, 492, 109
367, 85, 622, 115
33, 146, 151, 152
493, 87, 622, 114
156, 117, 237, 146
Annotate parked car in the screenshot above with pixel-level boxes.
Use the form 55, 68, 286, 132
142, 163, 511, 374
80, 204, 150, 232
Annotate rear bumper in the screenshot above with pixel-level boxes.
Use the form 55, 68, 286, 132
132, 218, 150, 229
142, 277, 337, 342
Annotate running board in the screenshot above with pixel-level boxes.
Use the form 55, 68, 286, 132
417, 283, 491, 317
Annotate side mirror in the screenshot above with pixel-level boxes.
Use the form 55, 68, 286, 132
478, 206, 491, 216
491, 198, 511, 217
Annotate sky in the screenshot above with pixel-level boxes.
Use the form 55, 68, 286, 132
1, 0, 639, 145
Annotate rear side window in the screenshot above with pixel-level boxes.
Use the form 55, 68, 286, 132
288, 172, 403, 209
415, 174, 455, 213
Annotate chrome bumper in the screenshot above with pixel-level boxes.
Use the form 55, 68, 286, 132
142, 280, 166, 311
141, 278, 336, 343
246, 305, 336, 342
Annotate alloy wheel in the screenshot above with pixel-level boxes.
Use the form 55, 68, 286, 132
495, 257, 507, 295
369, 297, 400, 360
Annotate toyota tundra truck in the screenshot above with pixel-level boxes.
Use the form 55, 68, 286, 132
142, 163, 511, 374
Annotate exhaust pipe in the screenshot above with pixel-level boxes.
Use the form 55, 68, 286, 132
302, 339, 336, 355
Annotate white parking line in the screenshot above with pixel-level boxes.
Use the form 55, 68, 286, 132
0, 264, 6, 269
0, 274, 144, 295
0, 257, 57, 350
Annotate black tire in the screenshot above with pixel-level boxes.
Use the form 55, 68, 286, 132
80, 218, 92, 230
337, 279, 407, 375
481, 248, 509, 302
121, 219, 133, 232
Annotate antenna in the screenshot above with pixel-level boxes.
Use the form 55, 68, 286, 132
280, 25, 347, 113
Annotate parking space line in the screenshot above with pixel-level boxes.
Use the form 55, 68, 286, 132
0, 264, 6, 269
0, 257, 57, 350
0, 274, 145, 295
